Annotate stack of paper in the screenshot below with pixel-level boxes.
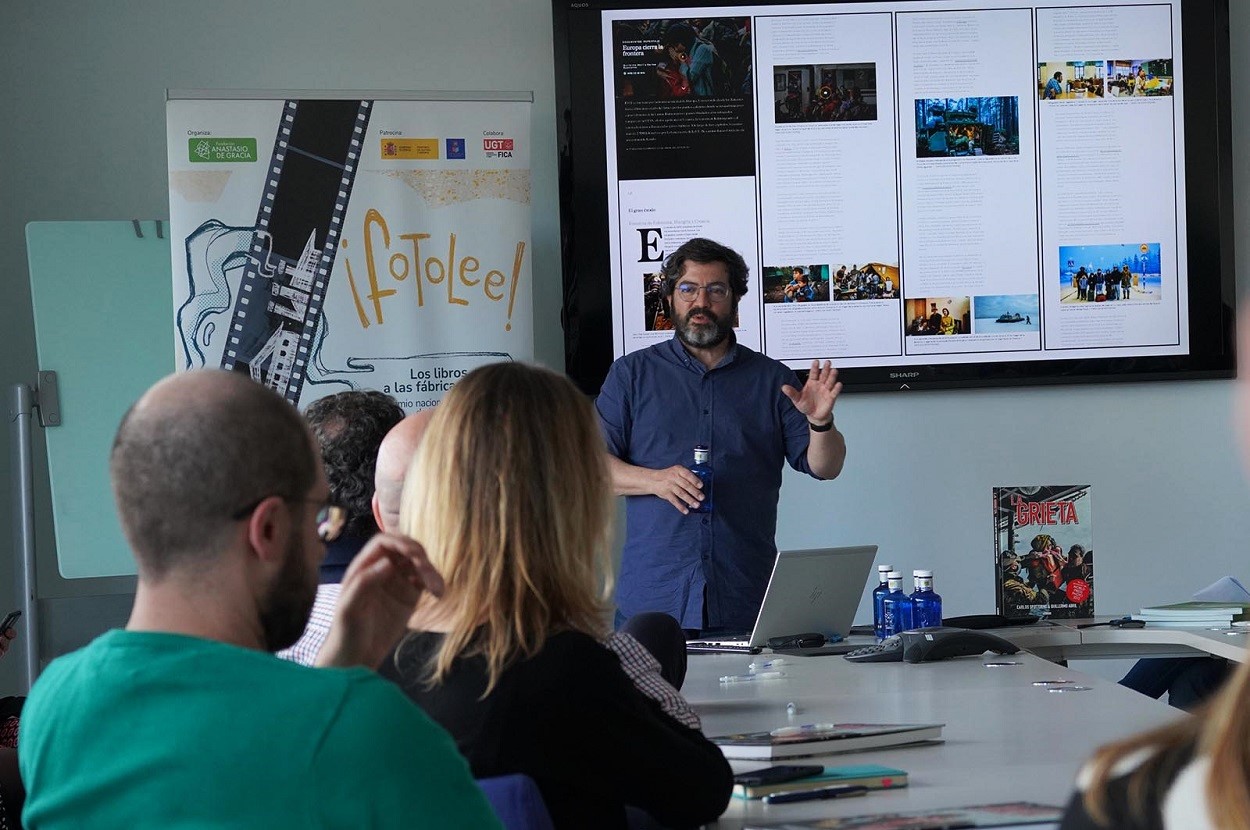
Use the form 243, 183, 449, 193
1133, 601, 1247, 628
1191, 576, 1250, 604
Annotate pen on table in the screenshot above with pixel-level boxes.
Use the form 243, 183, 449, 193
763, 785, 868, 804
720, 670, 786, 684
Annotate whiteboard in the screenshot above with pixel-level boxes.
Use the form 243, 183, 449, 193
26, 221, 173, 578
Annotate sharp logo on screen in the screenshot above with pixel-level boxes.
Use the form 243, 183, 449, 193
188, 137, 258, 163
890, 372, 922, 379
483, 138, 514, 157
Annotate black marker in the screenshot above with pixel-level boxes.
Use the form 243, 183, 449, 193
763, 785, 869, 805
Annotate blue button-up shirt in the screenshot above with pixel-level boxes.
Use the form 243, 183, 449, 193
596, 336, 820, 630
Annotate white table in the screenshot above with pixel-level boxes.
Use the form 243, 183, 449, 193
685, 649, 1177, 828
1002, 619, 1250, 663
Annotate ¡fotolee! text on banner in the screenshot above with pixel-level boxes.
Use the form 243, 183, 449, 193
167, 91, 534, 412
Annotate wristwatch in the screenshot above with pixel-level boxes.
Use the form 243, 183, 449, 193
808, 419, 834, 433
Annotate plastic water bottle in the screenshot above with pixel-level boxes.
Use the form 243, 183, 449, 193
882, 571, 914, 637
872, 564, 893, 640
911, 569, 943, 629
689, 445, 713, 513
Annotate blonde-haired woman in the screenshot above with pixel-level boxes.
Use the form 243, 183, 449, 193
379, 362, 732, 830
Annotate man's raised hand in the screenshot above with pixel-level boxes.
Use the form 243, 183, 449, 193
781, 359, 842, 426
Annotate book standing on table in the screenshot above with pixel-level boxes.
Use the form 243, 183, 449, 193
994, 484, 1093, 619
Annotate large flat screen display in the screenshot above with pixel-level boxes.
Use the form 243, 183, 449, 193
553, 0, 1234, 392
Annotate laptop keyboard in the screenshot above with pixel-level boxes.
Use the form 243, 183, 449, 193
685, 640, 761, 654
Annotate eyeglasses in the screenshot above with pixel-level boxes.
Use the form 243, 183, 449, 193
231, 498, 347, 543
674, 282, 731, 302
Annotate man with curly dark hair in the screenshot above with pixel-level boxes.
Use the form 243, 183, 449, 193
303, 390, 404, 583
277, 390, 403, 665
597, 237, 847, 633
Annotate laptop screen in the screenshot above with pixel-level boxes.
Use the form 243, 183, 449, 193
689, 545, 878, 648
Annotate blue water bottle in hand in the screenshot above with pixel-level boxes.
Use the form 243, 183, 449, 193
690, 445, 713, 513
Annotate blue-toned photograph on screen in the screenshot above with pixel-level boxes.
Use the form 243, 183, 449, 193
973, 295, 1039, 332
915, 97, 1020, 158
763, 264, 829, 304
1059, 243, 1162, 304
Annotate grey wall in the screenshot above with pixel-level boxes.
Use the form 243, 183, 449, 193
0, 2, 1245, 693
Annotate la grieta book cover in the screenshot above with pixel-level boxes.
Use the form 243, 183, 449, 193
994, 485, 1092, 619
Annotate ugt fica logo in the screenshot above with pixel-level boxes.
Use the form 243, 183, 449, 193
483, 137, 514, 158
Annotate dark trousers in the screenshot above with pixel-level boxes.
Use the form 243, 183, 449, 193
613, 610, 688, 690
1119, 657, 1232, 711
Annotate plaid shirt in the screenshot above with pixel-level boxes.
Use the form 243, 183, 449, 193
276, 583, 339, 666
604, 632, 702, 731
277, 587, 702, 731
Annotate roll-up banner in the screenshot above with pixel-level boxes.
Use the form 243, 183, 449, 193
167, 90, 534, 411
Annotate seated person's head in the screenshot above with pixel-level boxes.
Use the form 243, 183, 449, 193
111, 369, 326, 651
398, 362, 612, 690
304, 390, 404, 540
372, 407, 438, 533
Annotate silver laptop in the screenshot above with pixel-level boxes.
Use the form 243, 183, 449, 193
686, 545, 878, 652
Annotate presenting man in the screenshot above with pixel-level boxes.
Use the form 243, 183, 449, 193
19, 370, 499, 829
596, 238, 846, 632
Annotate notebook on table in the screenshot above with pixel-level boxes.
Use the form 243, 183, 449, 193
686, 545, 878, 653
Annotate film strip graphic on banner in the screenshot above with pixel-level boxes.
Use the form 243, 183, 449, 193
221, 99, 372, 404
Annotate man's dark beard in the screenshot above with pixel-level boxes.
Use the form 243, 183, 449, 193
258, 532, 318, 652
676, 305, 733, 349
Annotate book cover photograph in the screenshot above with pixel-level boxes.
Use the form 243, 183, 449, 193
994, 485, 1093, 619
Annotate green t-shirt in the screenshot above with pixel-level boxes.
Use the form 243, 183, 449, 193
20, 630, 501, 829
